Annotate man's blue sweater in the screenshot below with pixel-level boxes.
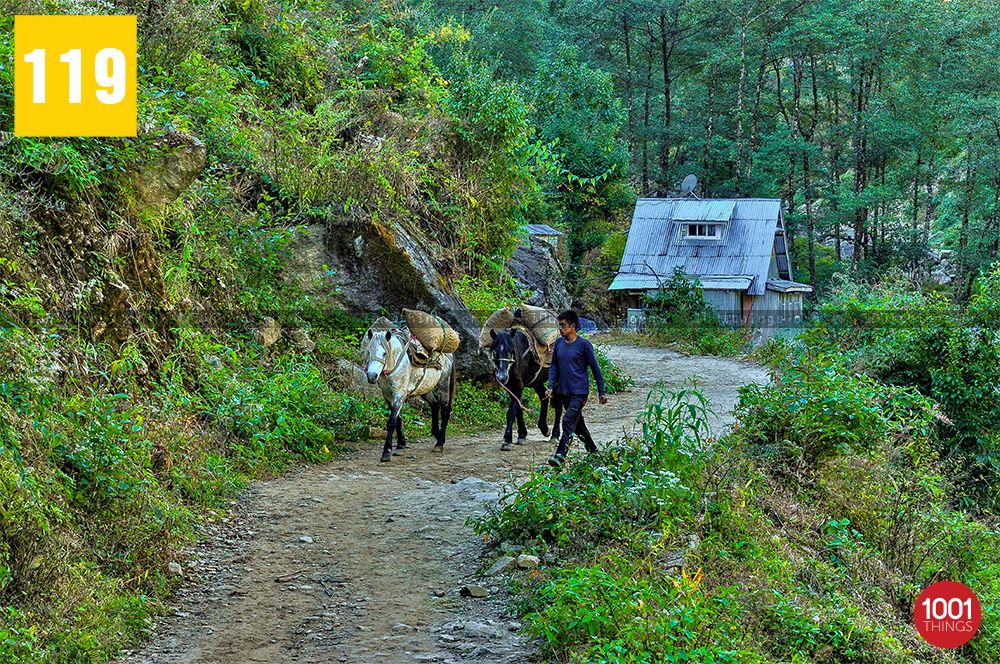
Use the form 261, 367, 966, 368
548, 336, 607, 396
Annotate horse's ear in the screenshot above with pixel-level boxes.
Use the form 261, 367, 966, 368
385, 329, 392, 341
490, 329, 497, 340
366, 329, 372, 338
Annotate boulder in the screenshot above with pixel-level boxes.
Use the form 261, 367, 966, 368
258, 317, 281, 347
334, 359, 381, 399
509, 237, 571, 312
485, 556, 516, 576
459, 585, 489, 598
290, 328, 316, 353
132, 133, 207, 208
515, 554, 540, 570
294, 218, 493, 378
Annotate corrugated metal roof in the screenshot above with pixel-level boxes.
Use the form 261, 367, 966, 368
523, 224, 563, 236
766, 279, 813, 293
698, 276, 754, 290
672, 199, 736, 222
609, 274, 753, 292
614, 198, 783, 296
609, 274, 661, 291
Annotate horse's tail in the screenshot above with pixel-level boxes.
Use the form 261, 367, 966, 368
448, 355, 458, 407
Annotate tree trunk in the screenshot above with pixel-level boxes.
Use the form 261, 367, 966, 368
641, 34, 654, 193
804, 151, 816, 287
747, 42, 770, 183
623, 14, 634, 159
851, 60, 870, 266
659, 11, 673, 184
734, 14, 749, 194
703, 72, 716, 196
957, 146, 976, 303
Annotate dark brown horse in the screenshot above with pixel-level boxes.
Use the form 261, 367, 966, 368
488, 328, 561, 450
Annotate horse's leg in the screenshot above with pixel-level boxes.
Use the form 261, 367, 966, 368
382, 398, 402, 463
514, 386, 528, 446
501, 394, 516, 451
393, 412, 407, 455
536, 385, 550, 438
432, 362, 456, 453
437, 401, 452, 451
431, 402, 440, 441
549, 393, 563, 445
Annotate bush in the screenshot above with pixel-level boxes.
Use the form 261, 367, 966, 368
734, 354, 936, 477
475, 386, 708, 552
803, 270, 1000, 510
590, 342, 634, 394
642, 268, 748, 356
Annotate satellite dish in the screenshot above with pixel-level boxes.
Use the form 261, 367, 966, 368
681, 174, 698, 195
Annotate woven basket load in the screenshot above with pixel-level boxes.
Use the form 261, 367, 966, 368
514, 322, 554, 368
520, 304, 559, 346
478, 307, 515, 348
403, 308, 460, 353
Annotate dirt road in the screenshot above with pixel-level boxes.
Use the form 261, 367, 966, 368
119, 345, 767, 664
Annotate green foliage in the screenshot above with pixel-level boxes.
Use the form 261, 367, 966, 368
642, 268, 748, 356
453, 272, 528, 323
477, 368, 998, 662
475, 386, 708, 552
525, 560, 748, 663
803, 271, 1000, 509
735, 354, 935, 477
0, 607, 39, 664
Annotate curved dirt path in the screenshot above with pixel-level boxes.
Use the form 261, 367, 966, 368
119, 345, 767, 664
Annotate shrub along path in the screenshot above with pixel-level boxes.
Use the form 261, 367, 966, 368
118, 345, 767, 663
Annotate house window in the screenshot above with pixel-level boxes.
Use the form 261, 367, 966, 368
681, 223, 720, 239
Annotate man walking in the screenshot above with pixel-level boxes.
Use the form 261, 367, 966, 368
544, 310, 608, 467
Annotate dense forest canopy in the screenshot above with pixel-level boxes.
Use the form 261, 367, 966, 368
416, 0, 1000, 297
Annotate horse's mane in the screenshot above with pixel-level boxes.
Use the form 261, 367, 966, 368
492, 327, 538, 384
361, 318, 405, 362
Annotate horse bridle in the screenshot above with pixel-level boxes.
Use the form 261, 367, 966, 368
366, 330, 409, 378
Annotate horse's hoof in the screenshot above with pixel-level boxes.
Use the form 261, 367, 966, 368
380, 453, 392, 462
501, 441, 512, 451
431, 444, 444, 453
392, 449, 404, 456
516, 437, 526, 446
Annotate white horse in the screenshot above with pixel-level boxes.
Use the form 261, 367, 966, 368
360, 320, 457, 462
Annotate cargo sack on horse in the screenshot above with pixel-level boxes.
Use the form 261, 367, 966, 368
403, 308, 460, 354
406, 336, 444, 370
519, 304, 560, 347
480, 306, 556, 368
478, 307, 515, 349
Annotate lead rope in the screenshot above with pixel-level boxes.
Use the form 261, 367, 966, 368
496, 375, 529, 412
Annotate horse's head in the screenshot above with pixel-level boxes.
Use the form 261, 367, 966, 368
361, 327, 393, 384
489, 329, 516, 384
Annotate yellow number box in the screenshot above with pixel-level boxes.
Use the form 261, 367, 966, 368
15, 15, 136, 137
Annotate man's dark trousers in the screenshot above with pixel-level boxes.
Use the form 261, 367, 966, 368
554, 394, 597, 458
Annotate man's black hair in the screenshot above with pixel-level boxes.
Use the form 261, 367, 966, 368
557, 310, 579, 329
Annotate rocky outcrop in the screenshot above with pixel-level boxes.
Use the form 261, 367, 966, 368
288, 216, 493, 378
509, 237, 571, 312
132, 133, 207, 208
928, 249, 956, 285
